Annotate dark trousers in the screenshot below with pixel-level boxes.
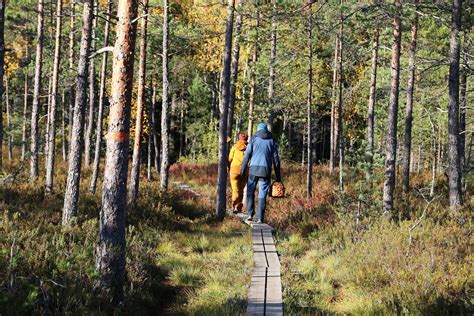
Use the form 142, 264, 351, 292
246, 175, 270, 221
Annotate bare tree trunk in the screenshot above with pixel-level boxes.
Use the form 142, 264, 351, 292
447, 0, 463, 209
383, 0, 402, 214
459, 32, 467, 186
147, 99, 152, 180
21, 73, 28, 161
90, 0, 112, 194
45, 0, 63, 193
267, 0, 277, 132
329, 36, 338, 176
45, 75, 52, 159
151, 82, 159, 173
337, 5, 344, 192
69, 0, 75, 70
128, 0, 149, 206
61, 90, 67, 161
247, 4, 259, 136
30, 0, 44, 179
84, 3, 98, 167
227, 0, 243, 139
5, 74, 12, 162
402, 4, 418, 193
366, 26, 379, 179
160, 0, 170, 190
306, 4, 313, 198
216, 0, 235, 220
62, 0, 93, 225
97, 0, 138, 306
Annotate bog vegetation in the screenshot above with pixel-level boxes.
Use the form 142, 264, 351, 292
0, 0, 472, 314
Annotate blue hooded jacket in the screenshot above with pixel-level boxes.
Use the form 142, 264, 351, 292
240, 124, 281, 181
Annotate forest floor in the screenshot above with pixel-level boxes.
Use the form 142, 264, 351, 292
1, 156, 472, 314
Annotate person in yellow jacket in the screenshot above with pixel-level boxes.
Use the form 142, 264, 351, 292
228, 133, 249, 213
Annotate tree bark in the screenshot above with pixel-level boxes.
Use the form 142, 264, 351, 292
128, 0, 149, 206
96, 0, 138, 306
21, 73, 29, 161
0, 0, 4, 169
383, 0, 402, 214
227, 0, 243, 139
90, 0, 112, 194
267, 0, 277, 132
366, 26, 379, 179
69, 0, 75, 70
247, 4, 259, 136
459, 32, 467, 185
160, 0, 170, 190
329, 36, 338, 175
447, 0, 463, 209
84, 2, 98, 167
61, 90, 67, 161
337, 4, 344, 192
151, 82, 159, 173
45, 0, 63, 193
216, 0, 235, 220
30, 0, 44, 179
62, 0, 94, 225
402, 4, 418, 193
306, 5, 313, 198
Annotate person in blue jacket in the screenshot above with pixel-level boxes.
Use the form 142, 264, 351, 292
240, 122, 281, 223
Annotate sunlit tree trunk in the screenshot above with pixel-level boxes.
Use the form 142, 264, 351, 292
45, 75, 52, 161
402, 3, 418, 193
128, 0, 149, 206
160, 0, 170, 190
247, 3, 259, 136
267, 0, 277, 132
21, 73, 28, 161
227, 0, 243, 139
151, 82, 159, 173
45, 0, 63, 193
90, 0, 112, 194
447, 0, 463, 209
97, 0, 138, 305
62, 0, 94, 225
61, 90, 67, 161
84, 3, 98, 167
30, 0, 44, 179
69, 0, 75, 70
216, 0, 235, 220
366, 26, 379, 179
459, 32, 467, 188
306, 4, 313, 198
5, 74, 12, 162
383, 0, 402, 214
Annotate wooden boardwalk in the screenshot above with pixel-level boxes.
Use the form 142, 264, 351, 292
235, 213, 284, 316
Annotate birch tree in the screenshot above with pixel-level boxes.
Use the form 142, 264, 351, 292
160, 0, 170, 190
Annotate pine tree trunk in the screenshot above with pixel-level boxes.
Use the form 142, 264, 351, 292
382, 0, 402, 214
97, 0, 138, 305
267, 0, 277, 132
45, 0, 63, 193
227, 0, 243, 139
61, 90, 67, 161
337, 5, 344, 192
62, 0, 94, 225
30, 0, 44, 179
5, 74, 12, 162
160, 0, 170, 190
128, 0, 149, 206
45, 75, 52, 160
147, 100, 152, 180
247, 4, 259, 136
402, 5, 418, 193
151, 82, 160, 173
366, 26, 379, 179
329, 36, 338, 175
459, 32, 467, 185
216, 0, 235, 220
447, 0, 463, 209
69, 0, 75, 70
306, 4, 313, 198
90, 0, 112, 194
21, 73, 28, 161
84, 3, 97, 167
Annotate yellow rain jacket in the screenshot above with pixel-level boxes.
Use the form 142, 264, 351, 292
228, 140, 248, 175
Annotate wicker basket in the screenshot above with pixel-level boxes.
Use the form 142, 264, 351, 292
270, 182, 285, 198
